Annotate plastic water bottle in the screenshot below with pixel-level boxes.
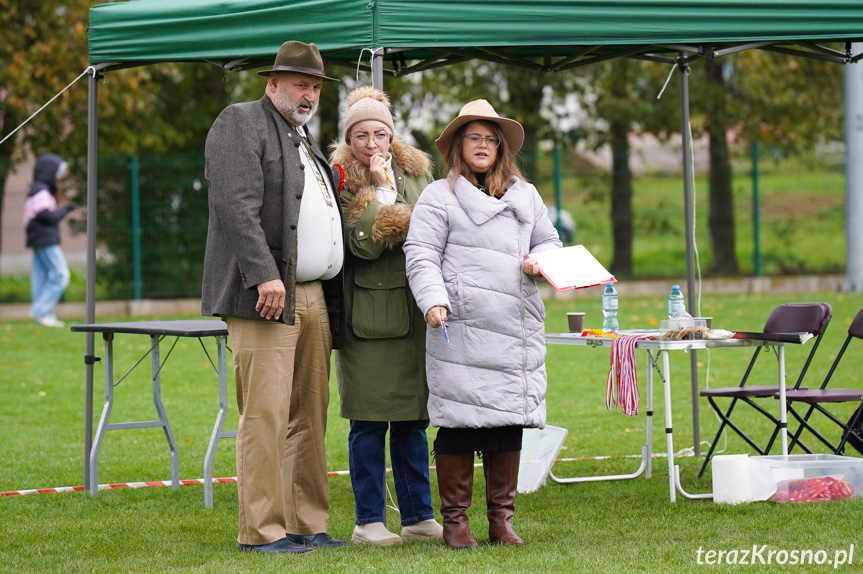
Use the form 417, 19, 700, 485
602, 283, 619, 332
668, 285, 686, 318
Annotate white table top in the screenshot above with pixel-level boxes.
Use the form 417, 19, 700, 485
546, 331, 777, 350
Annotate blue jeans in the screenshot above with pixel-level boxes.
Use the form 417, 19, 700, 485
30, 245, 70, 321
348, 419, 435, 526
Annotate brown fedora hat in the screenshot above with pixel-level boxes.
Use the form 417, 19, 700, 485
256, 40, 339, 81
435, 99, 524, 156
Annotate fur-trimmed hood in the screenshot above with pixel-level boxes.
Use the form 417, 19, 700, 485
329, 138, 431, 191
331, 138, 432, 249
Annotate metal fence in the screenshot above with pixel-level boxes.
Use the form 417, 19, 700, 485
0, 141, 847, 302
88, 154, 209, 300
536, 139, 846, 280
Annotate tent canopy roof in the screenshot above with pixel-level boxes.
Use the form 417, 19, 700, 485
89, 0, 863, 74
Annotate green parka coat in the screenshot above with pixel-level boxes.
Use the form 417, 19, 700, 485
330, 138, 434, 421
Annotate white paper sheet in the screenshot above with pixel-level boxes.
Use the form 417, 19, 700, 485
529, 245, 616, 291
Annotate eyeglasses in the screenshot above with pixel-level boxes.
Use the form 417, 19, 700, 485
463, 133, 501, 149
352, 132, 389, 145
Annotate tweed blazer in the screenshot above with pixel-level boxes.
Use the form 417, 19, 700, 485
201, 95, 346, 347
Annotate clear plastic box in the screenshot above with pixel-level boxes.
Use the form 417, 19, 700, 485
658, 318, 708, 340
750, 454, 863, 503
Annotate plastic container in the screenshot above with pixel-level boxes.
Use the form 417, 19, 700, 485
601, 284, 618, 332
751, 454, 863, 503
659, 318, 708, 340
667, 285, 686, 318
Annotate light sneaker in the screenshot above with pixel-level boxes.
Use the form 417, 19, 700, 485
351, 523, 403, 546
36, 317, 66, 328
400, 519, 444, 541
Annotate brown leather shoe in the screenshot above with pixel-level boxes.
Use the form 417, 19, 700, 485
435, 452, 478, 549
483, 450, 525, 545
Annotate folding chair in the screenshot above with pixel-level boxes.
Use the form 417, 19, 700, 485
697, 302, 832, 478
782, 308, 863, 456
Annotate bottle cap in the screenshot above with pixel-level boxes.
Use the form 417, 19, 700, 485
672, 284, 679, 290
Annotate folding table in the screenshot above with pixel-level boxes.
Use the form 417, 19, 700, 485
71, 320, 234, 508
545, 332, 789, 501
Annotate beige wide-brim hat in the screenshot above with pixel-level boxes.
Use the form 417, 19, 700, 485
256, 40, 339, 82
435, 99, 524, 156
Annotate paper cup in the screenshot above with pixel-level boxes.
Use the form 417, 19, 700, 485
567, 312, 585, 333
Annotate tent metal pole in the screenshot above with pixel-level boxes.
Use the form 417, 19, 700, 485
84, 67, 100, 489
372, 48, 384, 89
846, 42, 863, 292
678, 55, 701, 456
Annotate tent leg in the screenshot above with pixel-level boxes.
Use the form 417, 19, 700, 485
678, 55, 701, 456
846, 42, 863, 292
372, 48, 384, 90
84, 67, 101, 489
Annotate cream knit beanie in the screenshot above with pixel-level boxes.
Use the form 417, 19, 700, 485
343, 86, 395, 142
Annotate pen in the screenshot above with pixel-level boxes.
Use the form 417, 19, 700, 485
441, 321, 449, 343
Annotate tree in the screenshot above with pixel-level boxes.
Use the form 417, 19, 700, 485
0, 0, 91, 262
557, 57, 681, 277
730, 51, 844, 147
608, 69, 635, 277
565, 49, 843, 278
1, 0, 280, 296
388, 57, 685, 277
703, 60, 738, 274
687, 50, 844, 274
83, 63, 247, 298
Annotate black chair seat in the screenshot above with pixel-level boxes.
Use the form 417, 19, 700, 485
702, 385, 807, 398
782, 389, 863, 404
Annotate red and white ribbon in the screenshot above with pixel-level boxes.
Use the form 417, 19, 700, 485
5, 451, 700, 498
606, 334, 653, 416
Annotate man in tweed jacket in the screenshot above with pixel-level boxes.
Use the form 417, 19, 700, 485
202, 41, 346, 555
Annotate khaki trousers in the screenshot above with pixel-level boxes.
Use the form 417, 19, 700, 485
225, 281, 332, 545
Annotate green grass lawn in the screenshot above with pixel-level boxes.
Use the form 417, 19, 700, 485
2, 290, 863, 572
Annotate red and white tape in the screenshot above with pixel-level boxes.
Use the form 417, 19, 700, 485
2, 453, 688, 498
2, 477, 237, 497
1, 469, 367, 498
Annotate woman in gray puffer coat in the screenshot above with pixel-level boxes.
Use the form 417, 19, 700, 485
403, 100, 561, 549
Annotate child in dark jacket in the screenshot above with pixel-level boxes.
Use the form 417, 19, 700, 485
23, 153, 75, 327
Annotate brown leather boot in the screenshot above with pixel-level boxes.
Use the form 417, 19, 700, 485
436, 452, 478, 549
483, 450, 525, 545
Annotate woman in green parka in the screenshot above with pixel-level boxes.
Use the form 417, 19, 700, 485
330, 86, 442, 546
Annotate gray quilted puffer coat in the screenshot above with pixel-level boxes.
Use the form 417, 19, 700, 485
403, 174, 561, 429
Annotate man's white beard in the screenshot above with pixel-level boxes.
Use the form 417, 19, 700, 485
275, 87, 318, 126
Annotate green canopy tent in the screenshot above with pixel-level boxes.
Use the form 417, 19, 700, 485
89, 0, 863, 70
83, 0, 863, 495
